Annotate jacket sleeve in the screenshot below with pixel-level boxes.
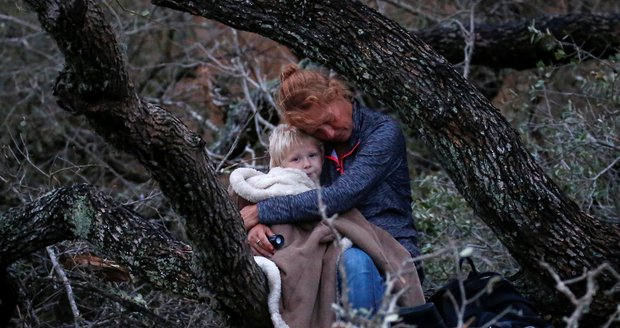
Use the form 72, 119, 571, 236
258, 119, 405, 225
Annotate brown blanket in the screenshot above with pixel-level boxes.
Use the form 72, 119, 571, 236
228, 167, 424, 328
269, 210, 425, 328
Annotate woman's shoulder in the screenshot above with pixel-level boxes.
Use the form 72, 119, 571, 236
359, 108, 402, 139
358, 105, 400, 132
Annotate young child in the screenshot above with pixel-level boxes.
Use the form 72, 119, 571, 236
228, 124, 424, 328
230, 124, 324, 258
229, 124, 324, 254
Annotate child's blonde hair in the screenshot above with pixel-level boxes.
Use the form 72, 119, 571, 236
269, 124, 323, 169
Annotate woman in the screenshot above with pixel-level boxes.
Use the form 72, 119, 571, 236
243, 64, 422, 276
242, 64, 446, 327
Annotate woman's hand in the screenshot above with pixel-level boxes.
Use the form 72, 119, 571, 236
241, 204, 259, 230
247, 224, 275, 257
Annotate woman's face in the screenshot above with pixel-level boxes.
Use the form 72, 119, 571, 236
296, 98, 353, 143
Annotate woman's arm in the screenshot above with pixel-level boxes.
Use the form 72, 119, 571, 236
256, 120, 405, 225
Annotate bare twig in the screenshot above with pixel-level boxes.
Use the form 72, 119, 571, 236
541, 261, 620, 328
73, 281, 181, 327
0, 13, 40, 31
452, 1, 479, 79
47, 246, 81, 325
591, 154, 620, 181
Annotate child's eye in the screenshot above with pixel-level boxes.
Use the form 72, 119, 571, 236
290, 157, 299, 162
309, 153, 318, 158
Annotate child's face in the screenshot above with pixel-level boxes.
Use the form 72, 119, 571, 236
281, 140, 323, 181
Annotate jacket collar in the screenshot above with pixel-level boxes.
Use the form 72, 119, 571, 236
347, 100, 363, 149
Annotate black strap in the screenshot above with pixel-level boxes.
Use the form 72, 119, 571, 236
459, 256, 479, 276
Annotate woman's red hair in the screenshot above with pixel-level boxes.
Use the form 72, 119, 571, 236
277, 64, 352, 127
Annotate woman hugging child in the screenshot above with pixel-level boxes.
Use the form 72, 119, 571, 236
228, 124, 425, 328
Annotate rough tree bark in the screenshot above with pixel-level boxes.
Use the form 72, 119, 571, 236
153, 0, 620, 319
417, 13, 620, 70
0, 184, 197, 296
20, 0, 271, 327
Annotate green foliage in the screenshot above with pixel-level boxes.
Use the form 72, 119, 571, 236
412, 174, 474, 239
517, 55, 620, 222
411, 172, 518, 289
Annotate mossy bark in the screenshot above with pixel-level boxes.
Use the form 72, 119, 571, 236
0, 184, 197, 297
416, 13, 620, 70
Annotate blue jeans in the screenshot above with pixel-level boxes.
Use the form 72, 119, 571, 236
338, 247, 385, 312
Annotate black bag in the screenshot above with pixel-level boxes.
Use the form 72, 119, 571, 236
428, 258, 553, 328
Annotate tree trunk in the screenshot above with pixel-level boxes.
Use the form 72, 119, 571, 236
153, 0, 620, 319
22, 0, 271, 326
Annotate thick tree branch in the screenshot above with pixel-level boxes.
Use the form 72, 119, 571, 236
0, 184, 197, 297
153, 0, 620, 318
25, 0, 130, 104
417, 13, 620, 70
24, 0, 271, 326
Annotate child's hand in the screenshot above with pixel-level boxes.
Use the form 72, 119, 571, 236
248, 224, 275, 257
